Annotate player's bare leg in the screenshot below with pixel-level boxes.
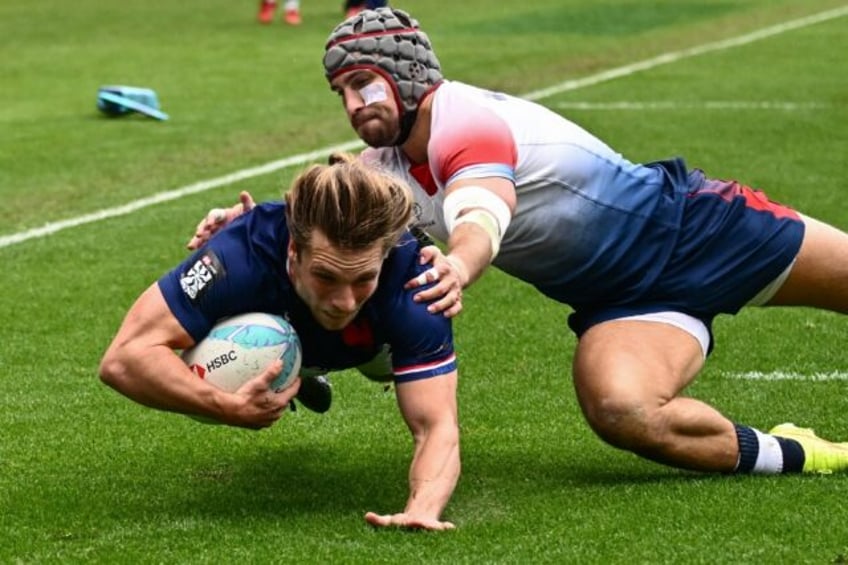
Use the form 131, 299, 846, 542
766, 214, 848, 313
572, 320, 741, 472
573, 315, 848, 474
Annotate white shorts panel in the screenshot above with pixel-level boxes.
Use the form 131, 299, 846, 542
746, 260, 795, 307
617, 311, 711, 358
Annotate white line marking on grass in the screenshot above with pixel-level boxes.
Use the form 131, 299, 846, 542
722, 371, 848, 382
552, 101, 828, 111
3, 5, 847, 250
522, 5, 848, 101
0, 140, 364, 249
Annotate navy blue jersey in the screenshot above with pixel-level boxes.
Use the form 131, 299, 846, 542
159, 202, 456, 383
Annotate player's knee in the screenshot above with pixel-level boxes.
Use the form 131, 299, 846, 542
580, 394, 664, 451
98, 354, 124, 389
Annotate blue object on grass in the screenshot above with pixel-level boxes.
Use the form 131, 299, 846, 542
96, 86, 169, 121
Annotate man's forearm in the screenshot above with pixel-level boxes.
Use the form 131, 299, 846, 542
404, 424, 461, 519
446, 222, 495, 288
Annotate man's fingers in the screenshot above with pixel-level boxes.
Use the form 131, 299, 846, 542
275, 377, 301, 400
411, 282, 446, 303
364, 512, 456, 531
257, 365, 301, 401
186, 208, 229, 249
415, 519, 455, 531
239, 191, 256, 212
411, 266, 441, 287
413, 282, 463, 314
364, 512, 390, 527
259, 359, 283, 385
417, 244, 441, 265
427, 290, 463, 315
441, 299, 463, 318
185, 193, 256, 250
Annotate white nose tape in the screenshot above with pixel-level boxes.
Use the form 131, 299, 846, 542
360, 82, 389, 106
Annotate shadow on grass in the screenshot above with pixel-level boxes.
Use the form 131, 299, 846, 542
116, 443, 410, 521
461, 442, 732, 491
88, 422, 748, 525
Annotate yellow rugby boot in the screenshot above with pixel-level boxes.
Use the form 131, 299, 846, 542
770, 423, 848, 474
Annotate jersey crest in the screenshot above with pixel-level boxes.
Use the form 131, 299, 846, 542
179, 250, 225, 302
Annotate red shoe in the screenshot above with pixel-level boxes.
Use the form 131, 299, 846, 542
258, 1, 277, 24
284, 7, 302, 25
345, 5, 364, 18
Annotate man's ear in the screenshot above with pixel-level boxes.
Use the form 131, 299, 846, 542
287, 239, 297, 262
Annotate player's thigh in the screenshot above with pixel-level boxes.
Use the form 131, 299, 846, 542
572, 319, 705, 415
768, 214, 848, 312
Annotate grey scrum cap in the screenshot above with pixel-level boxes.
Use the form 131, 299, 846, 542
323, 7, 442, 115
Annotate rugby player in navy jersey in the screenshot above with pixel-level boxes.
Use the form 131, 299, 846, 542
100, 154, 459, 530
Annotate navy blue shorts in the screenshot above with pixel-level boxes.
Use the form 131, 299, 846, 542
568, 170, 805, 343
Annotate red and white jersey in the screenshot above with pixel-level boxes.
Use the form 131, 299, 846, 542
360, 80, 802, 318
361, 80, 677, 304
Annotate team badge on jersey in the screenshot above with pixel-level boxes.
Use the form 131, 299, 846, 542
179, 251, 225, 302
342, 318, 375, 349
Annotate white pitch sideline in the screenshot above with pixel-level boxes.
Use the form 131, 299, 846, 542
721, 371, 848, 382
552, 101, 827, 111
0, 140, 364, 249
2, 5, 847, 251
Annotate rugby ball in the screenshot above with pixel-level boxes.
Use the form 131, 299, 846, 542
181, 312, 302, 393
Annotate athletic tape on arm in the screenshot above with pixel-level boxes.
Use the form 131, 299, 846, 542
443, 186, 512, 259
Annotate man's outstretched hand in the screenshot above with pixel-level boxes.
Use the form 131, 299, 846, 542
364, 511, 456, 531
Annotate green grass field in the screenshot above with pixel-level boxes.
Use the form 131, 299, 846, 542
2, 0, 848, 562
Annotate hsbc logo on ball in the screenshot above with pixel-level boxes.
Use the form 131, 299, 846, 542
205, 350, 238, 373
188, 350, 238, 379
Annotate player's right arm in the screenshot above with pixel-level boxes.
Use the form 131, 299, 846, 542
99, 283, 298, 429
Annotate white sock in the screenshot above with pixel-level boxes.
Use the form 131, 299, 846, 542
751, 428, 784, 473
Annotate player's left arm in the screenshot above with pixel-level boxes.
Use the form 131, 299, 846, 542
364, 370, 460, 531
405, 98, 518, 315
408, 176, 517, 316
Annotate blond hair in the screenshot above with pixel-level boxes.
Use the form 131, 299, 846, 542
285, 153, 413, 255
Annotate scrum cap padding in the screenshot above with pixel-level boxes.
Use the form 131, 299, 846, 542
324, 7, 442, 113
